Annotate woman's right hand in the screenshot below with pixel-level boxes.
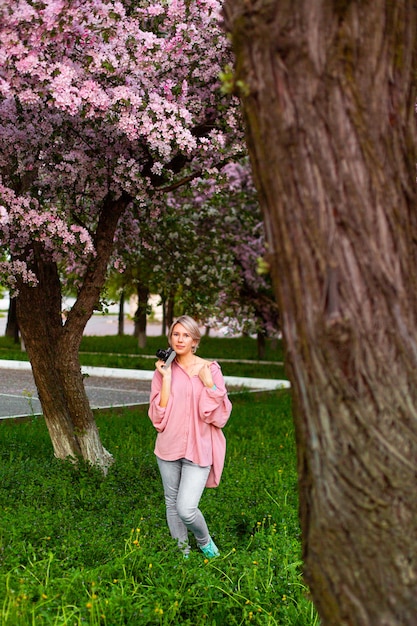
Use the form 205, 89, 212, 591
156, 360, 172, 407
155, 359, 172, 377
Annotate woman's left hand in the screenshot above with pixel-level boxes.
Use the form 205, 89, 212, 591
198, 362, 214, 388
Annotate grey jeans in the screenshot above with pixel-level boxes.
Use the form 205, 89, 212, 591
157, 457, 211, 550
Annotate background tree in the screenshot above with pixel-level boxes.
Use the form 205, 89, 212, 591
103, 270, 134, 336
112, 160, 279, 344
210, 161, 279, 354
111, 190, 236, 340
5, 292, 19, 343
0, 255, 19, 341
0, 0, 242, 471
224, 0, 417, 624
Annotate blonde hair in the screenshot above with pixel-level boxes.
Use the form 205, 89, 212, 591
168, 315, 201, 353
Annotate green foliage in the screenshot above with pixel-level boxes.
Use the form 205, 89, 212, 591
0, 392, 319, 625
220, 64, 250, 97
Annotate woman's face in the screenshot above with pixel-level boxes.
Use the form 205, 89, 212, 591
170, 323, 196, 356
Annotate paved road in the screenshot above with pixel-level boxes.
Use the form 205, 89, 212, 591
0, 360, 290, 420
0, 364, 152, 419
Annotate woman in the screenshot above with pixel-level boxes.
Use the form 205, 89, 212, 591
148, 315, 232, 558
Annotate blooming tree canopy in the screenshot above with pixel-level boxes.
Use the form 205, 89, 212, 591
0, 0, 243, 470
0, 0, 243, 288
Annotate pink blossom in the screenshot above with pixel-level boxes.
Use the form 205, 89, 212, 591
0, 0, 244, 304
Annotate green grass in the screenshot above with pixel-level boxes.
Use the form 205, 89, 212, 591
0, 334, 287, 380
80, 334, 285, 361
0, 391, 319, 625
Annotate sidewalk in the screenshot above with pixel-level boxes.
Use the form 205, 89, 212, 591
0, 360, 290, 420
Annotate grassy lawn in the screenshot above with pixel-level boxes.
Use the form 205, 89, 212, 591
0, 391, 319, 625
0, 334, 288, 380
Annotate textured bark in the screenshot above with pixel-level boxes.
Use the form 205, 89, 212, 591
15, 193, 129, 473
224, 1, 417, 624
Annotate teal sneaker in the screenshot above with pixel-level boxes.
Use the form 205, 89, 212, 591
200, 538, 220, 559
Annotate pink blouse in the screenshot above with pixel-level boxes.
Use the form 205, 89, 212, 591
148, 360, 232, 487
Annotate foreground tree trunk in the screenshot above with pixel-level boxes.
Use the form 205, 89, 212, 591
15, 193, 129, 473
224, 1, 417, 624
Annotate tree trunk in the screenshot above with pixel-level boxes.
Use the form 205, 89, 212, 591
166, 295, 175, 330
161, 296, 167, 335
256, 328, 266, 360
118, 290, 125, 336
16, 259, 113, 471
15, 193, 129, 473
5, 293, 19, 343
224, 1, 417, 624
133, 282, 149, 348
